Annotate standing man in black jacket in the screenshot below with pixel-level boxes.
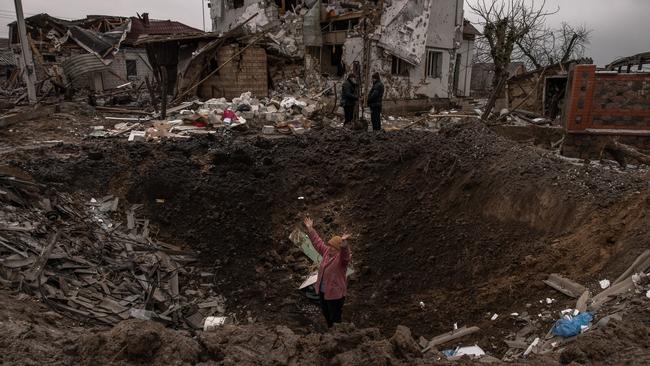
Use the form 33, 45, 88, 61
368, 72, 385, 131
341, 75, 358, 125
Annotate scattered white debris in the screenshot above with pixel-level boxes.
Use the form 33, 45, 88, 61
599, 279, 611, 289
204, 316, 228, 331
455, 345, 485, 358
128, 130, 146, 142
546, 298, 555, 304
419, 301, 425, 309
510, 313, 519, 317
90, 198, 97, 203
523, 337, 540, 357
453, 323, 458, 330
646, 290, 650, 299
298, 196, 305, 200
491, 313, 498, 321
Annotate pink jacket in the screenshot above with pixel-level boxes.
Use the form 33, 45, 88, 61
309, 229, 351, 300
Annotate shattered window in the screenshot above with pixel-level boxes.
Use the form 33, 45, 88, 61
391, 56, 409, 77
425, 49, 443, 79
126, 60, 138, 78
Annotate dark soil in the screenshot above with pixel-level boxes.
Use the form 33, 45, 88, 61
4, 122, 650, 364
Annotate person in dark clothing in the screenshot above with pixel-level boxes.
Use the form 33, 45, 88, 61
367, 72, 385, 131
341, 75, 358, 125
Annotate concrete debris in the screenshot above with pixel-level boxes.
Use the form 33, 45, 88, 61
203, 316, 228, 331
86, 91, 324, 140
422, 326, 481, 352
444, 345, 486, 360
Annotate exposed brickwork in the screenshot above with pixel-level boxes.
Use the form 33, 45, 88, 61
565, 65, 650, 132
563, 133, 650, 159
564, 65, 650, 157
198, 45, 268, 99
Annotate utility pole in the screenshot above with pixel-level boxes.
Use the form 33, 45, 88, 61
202, 0, 206, 31
14, 0, 37, 104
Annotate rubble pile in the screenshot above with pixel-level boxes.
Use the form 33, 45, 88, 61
0, 171, 227, 330
90, 91, 325, 141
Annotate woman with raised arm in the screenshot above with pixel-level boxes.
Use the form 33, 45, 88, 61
303, 216, 351, 328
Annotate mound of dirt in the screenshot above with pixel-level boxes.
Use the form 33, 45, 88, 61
198, 322, 438, 365
9, 122, 650, 362
73, 320, 201, 365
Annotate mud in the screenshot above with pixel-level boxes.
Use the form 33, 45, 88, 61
3, 121, 650, 364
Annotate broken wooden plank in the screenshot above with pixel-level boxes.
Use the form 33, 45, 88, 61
589, 276, 635, 311
0, 240, 29, 258
543, 273, 587, 298
576, 290, 591, 313
0, 256, 36, 268
127, 211, 135, 230
505, 340, 529, 350
614, 250, 650, 285
422, 326, 481, 352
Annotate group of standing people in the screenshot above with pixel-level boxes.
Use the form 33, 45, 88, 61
341, 72, 385, 131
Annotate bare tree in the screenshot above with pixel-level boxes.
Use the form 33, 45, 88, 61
469, 0, 558, 89
515, 22, 591, 69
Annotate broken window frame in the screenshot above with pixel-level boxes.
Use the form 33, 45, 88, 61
125, 59, 138, 78
425, 49, 443, 79
232, 0, 245, 9
391, 56, 410, 77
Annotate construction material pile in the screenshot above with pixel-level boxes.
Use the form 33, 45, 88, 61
88, 91, 323, 141
0, 171, 226, 330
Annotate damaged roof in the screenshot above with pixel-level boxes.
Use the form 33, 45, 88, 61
125, 18, 204, 45
463, 20, 481, 36
606, 51, 650, 71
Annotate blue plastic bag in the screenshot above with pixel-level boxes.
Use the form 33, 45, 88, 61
552, 312, 593, 337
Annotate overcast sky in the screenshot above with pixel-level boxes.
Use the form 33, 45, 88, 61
1, 0, 648, 66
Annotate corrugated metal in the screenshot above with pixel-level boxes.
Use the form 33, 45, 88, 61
62, 53, 109, 81
0, 50, 16, 66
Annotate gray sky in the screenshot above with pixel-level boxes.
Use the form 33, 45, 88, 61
1, 0, 649, 66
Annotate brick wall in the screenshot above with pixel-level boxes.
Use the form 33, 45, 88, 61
565, 65, 650, 133
563, 65, 650, 157
198, 45, 268, 99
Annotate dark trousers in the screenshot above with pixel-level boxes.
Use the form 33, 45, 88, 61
371, 106, 382, 131
319, 293, 345, 328
343, 105, 355, 125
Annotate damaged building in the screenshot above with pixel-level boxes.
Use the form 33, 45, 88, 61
6, 13, 203, 94
209, 0, 477, 108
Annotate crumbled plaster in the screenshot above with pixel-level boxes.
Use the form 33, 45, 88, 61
378, 0, 432, 65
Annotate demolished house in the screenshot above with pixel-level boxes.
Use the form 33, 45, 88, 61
503, 59, 592, 121
471, 62, 526, 98
6, 13, 203, 94
0, 38, 17, 84
208, 0, 476, 110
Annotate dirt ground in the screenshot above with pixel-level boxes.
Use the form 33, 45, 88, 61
2, 112, 650, 365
